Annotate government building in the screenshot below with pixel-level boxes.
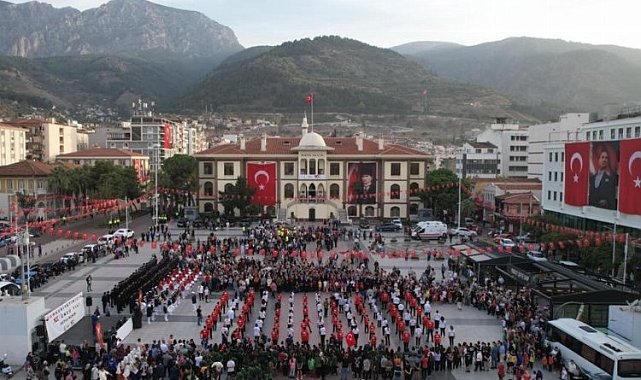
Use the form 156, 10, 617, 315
195, 116, 430, 221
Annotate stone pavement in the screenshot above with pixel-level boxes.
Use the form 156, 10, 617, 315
9, 223, 540, 380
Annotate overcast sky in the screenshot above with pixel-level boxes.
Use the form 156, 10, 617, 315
11, 0, 641, 49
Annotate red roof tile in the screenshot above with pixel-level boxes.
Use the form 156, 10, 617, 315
0, 160, 56, 177
57, 148, 145, 158
196, 136, 429, 157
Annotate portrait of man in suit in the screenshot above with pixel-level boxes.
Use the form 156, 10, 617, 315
589, 143, 618, 210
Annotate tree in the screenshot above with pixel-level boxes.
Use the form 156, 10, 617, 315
419, 169, 470, 222
159, 154, 198, 206
219, 177, 256, 217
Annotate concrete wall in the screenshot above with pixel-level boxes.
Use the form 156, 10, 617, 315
0, 296, 47, 365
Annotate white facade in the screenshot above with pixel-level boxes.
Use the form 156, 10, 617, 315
42, 123, 78, 161
476, 120, 529, 178
455, 142, 500, 179
541, 115, 641, 230
0, 124, 27, 166
527, 113, 590, 179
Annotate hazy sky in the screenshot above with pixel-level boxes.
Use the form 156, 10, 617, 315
11, 0, 641, 49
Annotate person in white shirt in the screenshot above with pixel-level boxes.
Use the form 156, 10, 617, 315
414, 326, 423, 346
253, 325, 261, 340
226, 359, 236, 376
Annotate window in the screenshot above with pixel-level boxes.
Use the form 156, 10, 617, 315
553, 191, 557, 201
223, 163, 234, 176
365, 206, 375, 217
390, 206, 400, 218
204, 203, 214, 212
586, 132, 591, 141
555, 152, 559, 162
284, 162, 295, 176
547, 190, 551, 200
348, 206, 357, 217
549, 152, 553, 162
284, 183, 294, 199
309, 159, 316, 175
409, 203, 419, 215
592, 131, 597, 140
409, 182, 420, 196
560, 192, 563, 202
318, 159, 325, 175
299, 184, 307, 198
203, 162, 213, 175
317, 184, 325, 199
203, 181, 214, 196
561, 152, 565, 162
391, 163, 401, 176
390, 184, 401, 199
330, 184, 340, 199
554, 172, 558, 182
476, 149, 482, 154
611, 129, 616, 139
619, 128, 624, 139
636, 126, 640, 138
487, 148, 494, 153
300, 159, 307, 175
308, 184, 316, 198
224, 183, 234, 192
626, 127, 632, 138
410, 162, 420, 175
599, 130, 604, 140
330, 163, 340, 176
560, 172, 564, 182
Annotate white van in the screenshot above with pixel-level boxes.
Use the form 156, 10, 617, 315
411, 222, 448, 241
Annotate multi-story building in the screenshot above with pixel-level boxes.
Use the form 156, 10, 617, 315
194, 116, 430, 221
55, 148, 150, 184
456, 142, 500, 178
542, 112, 641, 232
475, 118, 530, 178
186, 123, 208, 156
3, 118, 81, 161
527, 113, 590, 179
0, 123, 27, 166
479, 178, 542, 224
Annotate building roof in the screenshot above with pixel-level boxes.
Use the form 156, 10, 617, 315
495, 192, 540, 204
469, 141, 497, 149
196, 136, 429, 157
0, 123, 28, 132
298, 132, 327, 148
56, 148, 146, 159
0, 160, 57, 177
497, 183, 543, 191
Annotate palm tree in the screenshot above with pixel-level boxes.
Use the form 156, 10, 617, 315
47, 166, 71, 215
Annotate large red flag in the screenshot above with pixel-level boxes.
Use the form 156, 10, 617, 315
163, 123, 171, 149
564, 142, 590, 206
618, 138, 641, 215
247, 162, 276, 206
305, 94, 313, 104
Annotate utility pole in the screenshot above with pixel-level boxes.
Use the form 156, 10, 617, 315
612, 221, 617, 278
125, 196, 129, 231
623, 233, 629, 285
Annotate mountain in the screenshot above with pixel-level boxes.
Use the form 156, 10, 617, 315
0, 0, 243, 60
391, 41, 462, 55
400, 37, 641, 112
179, 36, 515, 116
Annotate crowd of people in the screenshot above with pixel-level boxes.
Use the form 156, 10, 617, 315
27, 220, 551, 380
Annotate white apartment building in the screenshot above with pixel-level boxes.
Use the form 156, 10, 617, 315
455, 142, 500, 178
527, 113, 590, 180
542, 114, 641, 232
475, 118, 529, 178
0, 124, 27, 166
3, 118, 81, 161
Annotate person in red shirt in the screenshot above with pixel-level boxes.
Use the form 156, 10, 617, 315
427, 318, 435, 341
200, 327, 210, 348
301, 329, 309, 345
421, 354, 430, 379
398, 320, 405, 336
370, 333, 377, 347
271, 329, 279, 345
497, 361, 506, 380
402, 330, 411, 350
434, 331, 441, 347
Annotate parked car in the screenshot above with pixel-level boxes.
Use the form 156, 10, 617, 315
82, 244, 104, 258
450, 227, 477, 237
97, 234, 115, 246
359, 219, 370, 230
375, 223, 402, 232
411, 222, 448, 241
13, 271, 37, 285
493, 233, 514, 243
60, 252, 83, 264
391, 218, 403, 228
113, 228, 135, 239
527, 251, 547, 262
499, 238, 516, 248
515, 232, 531, 242
0, 281, 21, 296
176, 218, 188, 228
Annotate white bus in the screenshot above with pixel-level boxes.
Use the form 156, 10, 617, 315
546, 318, 641, 379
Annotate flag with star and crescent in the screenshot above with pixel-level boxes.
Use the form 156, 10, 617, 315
618, 138, 641, 215
247, 162, 277, 206
564, 142, 590, 206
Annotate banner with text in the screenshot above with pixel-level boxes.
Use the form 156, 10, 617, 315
44, 292, 84, 341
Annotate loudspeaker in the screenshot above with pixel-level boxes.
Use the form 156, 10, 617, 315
86, 296, 93, 307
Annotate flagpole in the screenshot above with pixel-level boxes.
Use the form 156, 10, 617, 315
311, 95, 314, 132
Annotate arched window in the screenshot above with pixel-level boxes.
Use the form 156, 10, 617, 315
203, 181, 214, 196
300, 184, 307, 198
409, 182, 420, 196
390, 184, 401, 199
318, 159, 325, 175
410, 203, 419, 215
308, 183, 316, 198
284, 183, 294, 199
390, 206, 401, 218
317, 184, 325, 199
300, 159, 308, 175
204, 202, 214, 212
330, 184, 340, 199
348, 206, 357, 216
309, 159, 316, 175
224, 183, 234, 192
365, 206, 375, 217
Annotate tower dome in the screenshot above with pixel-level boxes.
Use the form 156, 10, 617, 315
298, 131, 326, 148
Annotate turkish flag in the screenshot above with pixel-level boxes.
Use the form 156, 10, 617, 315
163, 123, 171, 149
247, 162, 276, 206
618, 138, 641, 215
305, 94, 313, 104
564, 142, 590, 206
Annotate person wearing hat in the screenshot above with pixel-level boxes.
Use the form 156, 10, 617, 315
353, 164, 377, 204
